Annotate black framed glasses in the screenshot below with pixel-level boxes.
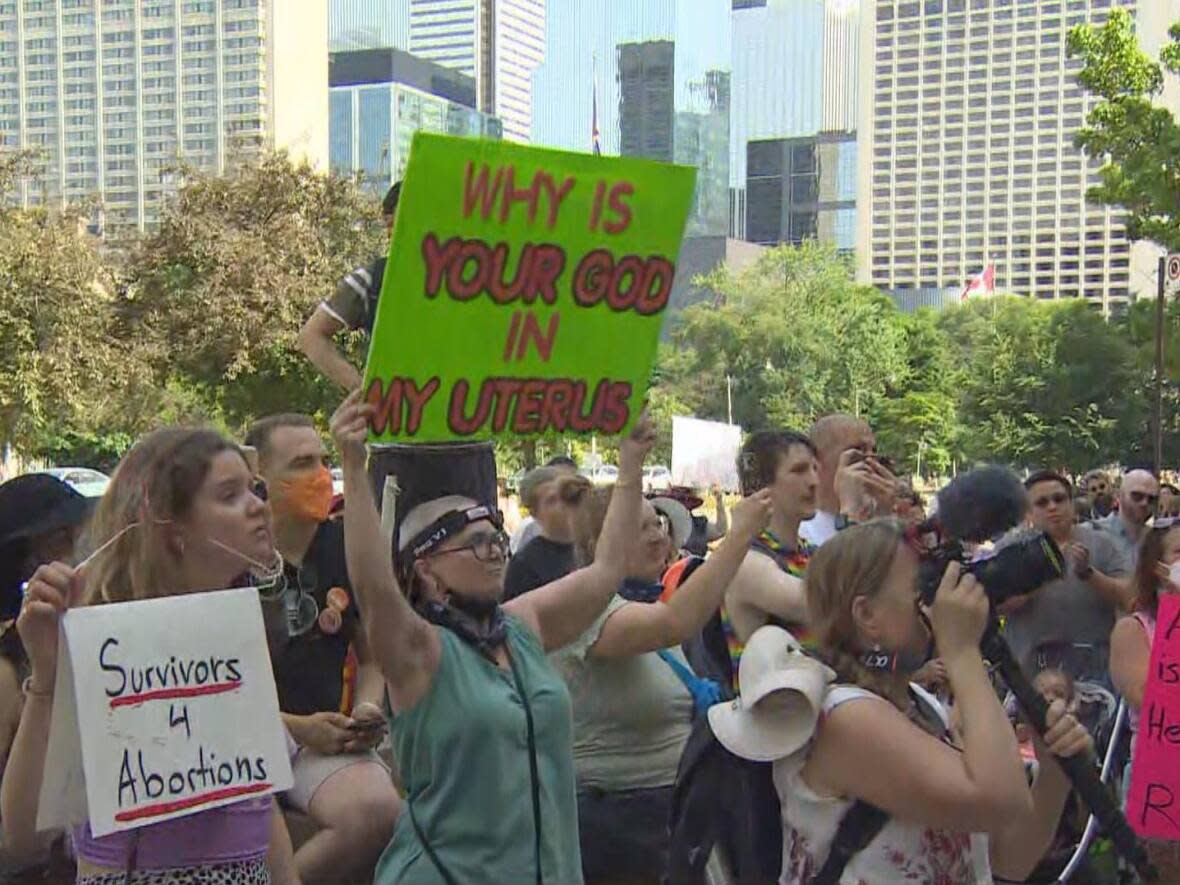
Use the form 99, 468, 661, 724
431, 530, 509, 563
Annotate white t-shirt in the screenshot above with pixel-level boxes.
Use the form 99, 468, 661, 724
800, 511, 838, 548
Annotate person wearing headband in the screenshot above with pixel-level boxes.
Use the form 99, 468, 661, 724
3, 428, 299, 884
246, 414, 399, 882
1110, 519, 1180, 877
328, 390, 655, 885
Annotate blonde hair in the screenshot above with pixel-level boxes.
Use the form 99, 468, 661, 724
82, 428, 244, 606
805, 518, 911, 711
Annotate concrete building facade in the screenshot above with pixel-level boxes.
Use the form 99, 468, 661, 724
0, 0, 328, 231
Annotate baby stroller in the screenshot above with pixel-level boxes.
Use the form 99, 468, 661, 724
995, 639, 1123, 884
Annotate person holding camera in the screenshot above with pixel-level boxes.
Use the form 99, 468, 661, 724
774, 520, 1092, 883
1002, 471, 1131, 686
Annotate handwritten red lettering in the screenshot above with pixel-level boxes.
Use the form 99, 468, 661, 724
604, 182, 634, 234
462, 162, 504, 220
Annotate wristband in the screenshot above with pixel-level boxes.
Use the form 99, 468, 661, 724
834, 514, 858, 532
21, 676, 53, 699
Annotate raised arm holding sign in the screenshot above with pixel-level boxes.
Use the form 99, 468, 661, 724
361, 133, 695, 443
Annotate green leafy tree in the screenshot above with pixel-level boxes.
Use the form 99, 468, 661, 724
872, 309, 962, 478
658, 242, 910, 434
0, 151, 133, 459
123, 151, 386, 433
939, 298, 1138, 475
1068, 8, 1180, 251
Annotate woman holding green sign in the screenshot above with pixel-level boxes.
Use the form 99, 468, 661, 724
329, 389, 655, 885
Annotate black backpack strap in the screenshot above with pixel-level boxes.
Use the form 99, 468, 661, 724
810, 799, 890, 885
408, 801, 461, 885
506, 647, 544, 885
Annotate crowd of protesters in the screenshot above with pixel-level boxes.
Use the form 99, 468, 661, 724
0, 181, 1173, 884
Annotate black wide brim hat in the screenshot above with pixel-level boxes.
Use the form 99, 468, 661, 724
0, 473, 93, 550
0, 474, 94, 622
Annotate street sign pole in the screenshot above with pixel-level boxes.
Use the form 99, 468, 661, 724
1155, 254, 1180, 474
1156, 257, 1166, 475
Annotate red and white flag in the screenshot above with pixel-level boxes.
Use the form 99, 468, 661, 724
961, 263, 995, 301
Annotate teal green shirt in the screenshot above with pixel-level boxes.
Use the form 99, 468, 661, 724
376, 615, 584, 884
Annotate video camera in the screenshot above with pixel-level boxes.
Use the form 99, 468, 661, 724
912, 465, 1064, 607
912, 466, 1155, 881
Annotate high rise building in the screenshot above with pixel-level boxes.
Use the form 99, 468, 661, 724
730, 0, 859, 241
616, 39, 731, 237
746, 131, 857, 249
533, 1, 731, 235
406, 0, 543, 143
618, 41, 674, 162
0, 0, 328, 233
329, 47, 501, 192
858, 0, 1180, 315
329, 0, 410, 51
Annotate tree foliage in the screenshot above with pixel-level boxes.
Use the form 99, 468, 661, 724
0, 151, 129, 455
122, 151, 386, 432
1068, 8, 1180, 250
660, 242, 910, 433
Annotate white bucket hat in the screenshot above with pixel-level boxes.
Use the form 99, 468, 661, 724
649, 496, 694, 549
708, 625, 835, 762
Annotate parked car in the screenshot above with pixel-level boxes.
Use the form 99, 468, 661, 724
643, 465, 672, 493
40, 467, 110, 498
582, 464, 619, 486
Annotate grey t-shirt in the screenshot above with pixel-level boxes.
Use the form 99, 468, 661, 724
1092, 512, 1140, 565
1002, 524, 1131, 671
551, 595, 693, 791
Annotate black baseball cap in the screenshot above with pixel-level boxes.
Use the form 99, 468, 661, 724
0, 474, 92, 549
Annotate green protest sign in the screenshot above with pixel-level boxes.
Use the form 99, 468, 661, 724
362, 133, 696, 442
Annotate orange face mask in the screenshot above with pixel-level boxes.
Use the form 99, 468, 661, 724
273, 466, 335, 524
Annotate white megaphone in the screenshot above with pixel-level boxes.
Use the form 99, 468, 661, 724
708, 624, 835, 763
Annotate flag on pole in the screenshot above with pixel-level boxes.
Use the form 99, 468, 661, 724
591, 54, 601, 156
961, 262, 995, 301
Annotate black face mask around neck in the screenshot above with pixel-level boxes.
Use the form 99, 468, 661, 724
420, 593, 507, 655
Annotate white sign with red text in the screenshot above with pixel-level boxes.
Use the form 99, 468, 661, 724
38, 588, 291, 837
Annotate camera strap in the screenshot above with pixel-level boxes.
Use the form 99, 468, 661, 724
406, 639, 544, 885
810, 800, 889, 885
809, 686, 947, 884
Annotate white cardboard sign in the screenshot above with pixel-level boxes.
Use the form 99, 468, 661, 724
37, 588, 292, 837
672, 416, 743, 492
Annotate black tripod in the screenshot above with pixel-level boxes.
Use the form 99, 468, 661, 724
981, 622, 1157, 883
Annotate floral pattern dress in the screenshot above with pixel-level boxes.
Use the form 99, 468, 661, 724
774, 684, 993, 884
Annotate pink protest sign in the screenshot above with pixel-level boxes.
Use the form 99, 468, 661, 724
1127, 594, 1180, 840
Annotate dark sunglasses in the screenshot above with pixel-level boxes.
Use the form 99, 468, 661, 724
1033, 492, 1070, 509
1130, 491, 1159, 506
431, 530, 509, 563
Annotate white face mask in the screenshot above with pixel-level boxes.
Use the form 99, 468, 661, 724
1168, 561, 1180, 589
